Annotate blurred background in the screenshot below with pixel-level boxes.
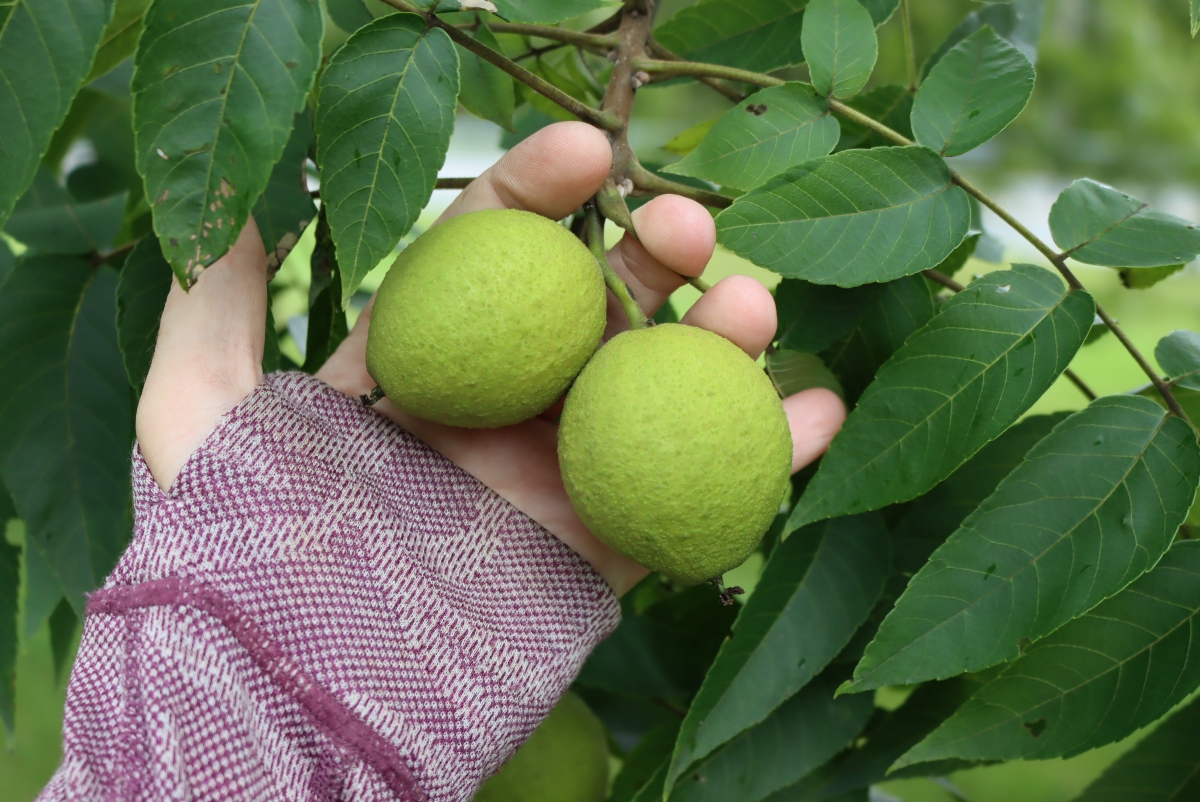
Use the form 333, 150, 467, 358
4, 0, 1199, 799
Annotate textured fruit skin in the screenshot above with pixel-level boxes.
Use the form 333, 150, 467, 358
366, 209, 606, 428
559, 324, 792, 585
473, 692, 609, 802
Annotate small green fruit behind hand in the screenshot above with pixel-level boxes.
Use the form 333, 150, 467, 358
367, 209, 606, 428
559, 324, 791, 585
474, 692, 609, 802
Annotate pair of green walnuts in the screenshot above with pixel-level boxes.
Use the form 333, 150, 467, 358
366, 209, 792, 584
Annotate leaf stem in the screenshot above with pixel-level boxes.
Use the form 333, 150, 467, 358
629, 162, 733, 209
900, 0, 918, 92
481, 21, 619, 52
585, 203, 648, 330
378, 0, 621, 131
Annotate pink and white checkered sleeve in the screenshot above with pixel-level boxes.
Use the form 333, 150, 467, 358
37, 371, 621, 802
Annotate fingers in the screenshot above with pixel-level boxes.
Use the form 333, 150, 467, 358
784, 389, 846, 473
679, 275, 776, 358
435, 122, 612, 223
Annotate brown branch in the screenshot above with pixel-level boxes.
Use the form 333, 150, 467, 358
630, 162, 733, 208
514, 42, 567, 61
646, 41, 747, 103
483, 21, 618, 52
434, 177, 475, 189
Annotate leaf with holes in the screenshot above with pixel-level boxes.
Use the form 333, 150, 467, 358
898, 540, 1200, 766
653, 0, 809, 74
0, 256, 132, 615
665, 514, 888, 796
844, 396, 1200, 693
316, 14, 459, 302
1049, 180, 1200, 268
802, 0, 877, 99
665, 83, 839, 191
0, 0, 114, 229
716, 147, 971, 287
791, 266, 1094, 529
912, 27, 1034, 157
132, 0, 323, 284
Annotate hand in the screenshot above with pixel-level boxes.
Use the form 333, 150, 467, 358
137, 122, 847, 596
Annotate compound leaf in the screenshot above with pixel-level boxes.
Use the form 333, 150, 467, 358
0, 0, 115, 229
1156, 330, 1200, 392
0, 256, 132, 615
912, 27, 1034, 157
116, 236, 173, 392
654, 0, 809, 74
666, 514, 889, 792
845, 395, 1200, 693
803, 0, 877, 99
899, 540, 1200, 766
132, 0, 323, 284
316, 14, 459, 301
665, 83, 839, 192
791, 265, 1093, 529
1049, 179, 1200, 268
716, 147, 971, 287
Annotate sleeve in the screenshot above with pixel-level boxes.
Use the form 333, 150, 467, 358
37, 371, 621, 802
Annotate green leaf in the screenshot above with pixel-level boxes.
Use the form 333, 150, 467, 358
663, 120, 717, 157
668, 672, 875, 802
458, 21, 516, 131
0, 256, 132, 614
653, 0, 809, 74
0, 0, 115, 229
911, 27, 1035, 157
0, 492, 17, 737
490, 0, 616, 24
316, 14, 459, 301
775, 279, 876, 355
253, 111, 316, 269
924, 0, 1045, 75
899, 540, 1200, 766
632, 763, 669, 802
1156, 331, 1200, 391
664, 83, 839, 192
1073, 693, 1200, 801
0, 238, 14, 288
48, 596, 78, 681
792, 265, 1092, 529
802, 0, 877, 99
21, 531, 65, 643
834, 84, 913, 151
666, 514, 889, 795
327, 0, 374, 33
845, 395, 1200, 693
1119, 264, 1183, 290
132, 0, 323, 284
820, 273, 936, 405
5, 168, 125, 255
858, 0, 898, 26
1049, 179, 1200, 268
116, 236, 173, 392
767, 350, 845, 399
1192, 0, 1199, 38
716, 147, 971, 287
303, 211, 348, 373
612, 723, 680, 802
87, 0, 151, 83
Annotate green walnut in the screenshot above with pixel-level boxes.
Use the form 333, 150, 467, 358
558, 324, 792, 585
367, 209, 606, 428
474, 692, 609, 802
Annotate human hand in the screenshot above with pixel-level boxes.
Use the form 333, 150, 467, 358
137, 122, 846, 596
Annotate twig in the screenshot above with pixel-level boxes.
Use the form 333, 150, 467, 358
585, 203, 648, 330
482, 21, 618, 52
900, 0, 918, 93
514, 42, 567, 61
647, 40, 746, 103
629, 162, 733, 209
91, 241, 137, 268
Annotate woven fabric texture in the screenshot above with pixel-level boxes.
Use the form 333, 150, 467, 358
37, 371, 621, 802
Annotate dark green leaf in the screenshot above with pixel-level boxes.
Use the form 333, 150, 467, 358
0, 256, 132, 614
858, 0, 898, 26
491, 0, 617, 24
458, 22, 516, 131
631, 763, 668, 802
820, 273, 936, 405
0, 238, 13, 287
262, 305, 281, 373
22, 534, 65, 644
716, 147, 971, 287
1073, 693, 1200, 801
132, 0, 323, 283
1049, 179, 1200, 268
500, 104, 558, 150
87, 0, 151, 82
767, 350, 844, 398
1156, 330, 1200, 391
1119, 264, 1183, 290
116, 236, 173, 392
5, 168, 125, 255
912, 27, 1035, 157
792, 266, 1093, 528
303, 210, 348, 373
802, 0, 878, 99
316, 14, 459, 301
0, 490, 17, 736
48, 596, 78, 682
612, 722, 680, 802
665, 83, 838, 191
924, 0, 1045, 74
667, 515, 889, 794
653, 0, 809, 74
775, 280, 876, 354
327, 0, 374, 33
834, 85, 913, 151
899, 540, 1200, 766
845, 395, 1200, 693
0, 0, 115, 228
1192, 0, 1200, 38
653, 298, 679, 325
253, 110, 315, 270
669, 673, 875, 802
